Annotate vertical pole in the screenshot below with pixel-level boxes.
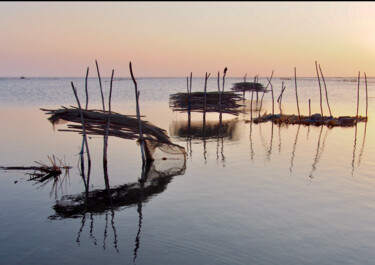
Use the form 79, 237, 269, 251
365, 72, 368, 119
294, 67, 301, 119
315, 61, 323, 121
85, 67, 89, 110
356, 71, 360, 124
129, 62, 146, 164
319, 64, 332, 117
95, 60, 105, 112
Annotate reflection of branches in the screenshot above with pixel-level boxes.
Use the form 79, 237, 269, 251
249, 122, 254, 162
290, 125, 301, 173
351, 125, 358, 177
76, 211, 86, 245
309, 126, 329, 179
357, 122, 368, 167
278, 124, 281, 154
266, 123, 274, 161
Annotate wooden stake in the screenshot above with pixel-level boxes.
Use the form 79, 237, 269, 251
204, 72, 210, 113
365, 72, 368, 119
356, 71, 360, 124
315, 61, 323, 121
95, 60, 105, 112
71, 82, 91, 196
319, 64, 332, 117
270, 80, 274, 115
85, 67, 89, 110
294, 67, 301, 119
309, 99, 311, 117
129, 62, 146, 164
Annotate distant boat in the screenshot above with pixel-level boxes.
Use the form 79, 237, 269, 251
20, 76, 25, 79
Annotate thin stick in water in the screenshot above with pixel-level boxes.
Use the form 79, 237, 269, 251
294, 67, 301, 119
315, 61, 323, 121
129, 62, 146, 164
319, 64, 332, 117
95, 60, 105, 112
356, 71, 360, 124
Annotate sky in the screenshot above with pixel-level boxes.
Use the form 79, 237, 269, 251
1, 2, 375, 78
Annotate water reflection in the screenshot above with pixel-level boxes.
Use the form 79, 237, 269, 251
169, 114, 240, 164
50, 158, 186, 257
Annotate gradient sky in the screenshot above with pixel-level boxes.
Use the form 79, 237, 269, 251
1, 2, 375, 77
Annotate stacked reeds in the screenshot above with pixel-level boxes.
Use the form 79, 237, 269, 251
41, 107, 172, 144
231, 82, 266, 93
169, 91, 245, 115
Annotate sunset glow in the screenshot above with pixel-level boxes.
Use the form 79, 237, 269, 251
1, 2, 375, 77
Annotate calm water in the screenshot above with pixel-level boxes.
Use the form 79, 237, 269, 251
1, 76, 375, 265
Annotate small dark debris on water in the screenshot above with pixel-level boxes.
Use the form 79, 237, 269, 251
1, 155, 71, 183
252, 113, 367, 127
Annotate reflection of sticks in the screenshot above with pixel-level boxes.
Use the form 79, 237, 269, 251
290, 125, 300, 173
90, 212, 97, 246
358, 122, 367, 167
351, 125, 358, 177
250, 122, 254, 162
76, 212, 86, 245
266, 123, 274, 161
278, 124, 281, 153
309, 126, 329, 179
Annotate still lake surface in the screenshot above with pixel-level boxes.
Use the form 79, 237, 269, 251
1, 76, 375, 265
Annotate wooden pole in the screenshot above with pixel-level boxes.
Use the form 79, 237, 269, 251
85, 67, 89, 110
319, 64, 332, 117
356, 71, 360, 124
71, 82, 91, 197
294, 67, 301, 119
365, 72, 368, 119
204, 72, 210, 113
243, 73, 247, 98
103, 69, 114, 192
95, 60, 105, 112
270, 80, 274, 115
129, 62, 146, 164
309, 99, 311, 117
315, 61, 324, 121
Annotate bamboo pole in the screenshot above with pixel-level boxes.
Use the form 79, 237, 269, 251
365, 72, 368, 119
204, 72, 210, 113
315, 61, 323, 121
71, 82, 91, 197
258, 72, 274, 118
223, 67, 227, 92
270, 80, 274, 115
309, 99, 311, 117
294, 67, 301, 119
129, 62, 146, 164
103, 69, 114, 192
356, 71, 360, 124
95, 60, 105, 111
319, 64, 332, 117
243, 73, 247, 98
85, 67, 89, 110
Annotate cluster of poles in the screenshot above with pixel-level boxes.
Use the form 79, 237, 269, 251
70, 60, 147, 199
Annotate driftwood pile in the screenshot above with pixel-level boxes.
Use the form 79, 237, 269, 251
41, 107, 171, 144
169, 91, 245, 115
253, 113, 368, 127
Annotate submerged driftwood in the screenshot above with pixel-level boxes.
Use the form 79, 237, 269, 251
169, 91, 245, 115
253, 113, 368, 127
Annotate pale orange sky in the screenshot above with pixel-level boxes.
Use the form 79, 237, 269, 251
1, 2, 375, 77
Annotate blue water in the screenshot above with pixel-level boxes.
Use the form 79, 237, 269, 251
1, 76, 375, 264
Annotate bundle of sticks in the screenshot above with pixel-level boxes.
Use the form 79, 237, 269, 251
169, 91, 245, 115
